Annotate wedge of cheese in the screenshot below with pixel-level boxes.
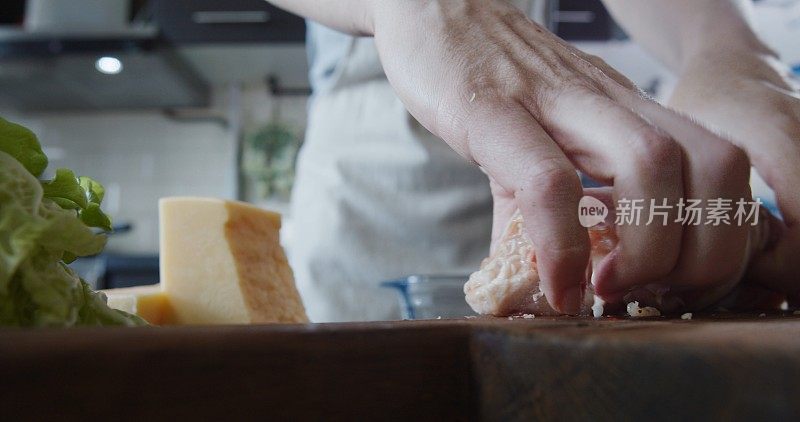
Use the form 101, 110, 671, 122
102, 284, 176, 325
158, 197, 308, 324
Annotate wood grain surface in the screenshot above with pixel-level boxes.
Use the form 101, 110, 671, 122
1, 316, 799, 421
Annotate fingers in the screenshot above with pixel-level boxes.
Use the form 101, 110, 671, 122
622, 96, 753, 293
671, 81, 800, 229
747, 214, 800, 296
733, 99, 800, 226
540, 89, 684, 294
734, 89, 800, 295
620, 77, 799, 304
536, 81, 752, 299
468, 101, 589, 314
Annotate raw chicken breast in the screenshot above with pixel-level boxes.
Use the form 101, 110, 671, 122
464, 206, 784, 317
464, 209, 616, 316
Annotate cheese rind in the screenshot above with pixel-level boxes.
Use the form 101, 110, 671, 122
159, 197, 308, 324
223, 201, 308, 323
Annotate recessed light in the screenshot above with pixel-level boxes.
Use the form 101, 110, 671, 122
95, 56, 123, 75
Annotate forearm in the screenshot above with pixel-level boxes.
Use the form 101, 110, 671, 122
266, 0, 375, 36
601, 0, 772, 72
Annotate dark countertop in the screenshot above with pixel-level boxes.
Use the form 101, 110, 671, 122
2, 315, 799, 421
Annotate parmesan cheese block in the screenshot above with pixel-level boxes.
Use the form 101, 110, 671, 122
103, 284, 176, 325
159, 197, 308, 324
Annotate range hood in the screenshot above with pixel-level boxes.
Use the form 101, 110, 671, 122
0, 25, 209, 111
0, 0, 307, 112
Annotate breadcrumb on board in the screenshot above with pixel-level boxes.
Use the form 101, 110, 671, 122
626, 301, 661, 317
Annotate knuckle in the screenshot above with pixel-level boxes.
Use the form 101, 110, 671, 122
708, 142, 750, 178
518, 159, 578, 203
627, 127, 682, 177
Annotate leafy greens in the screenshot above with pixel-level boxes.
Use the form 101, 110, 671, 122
0, 117, 144, 326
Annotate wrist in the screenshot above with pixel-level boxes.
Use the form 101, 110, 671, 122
679, 44, 787, 89
675, 0, 778, 76
370, 1, 432, 38
680, 27, 777, 76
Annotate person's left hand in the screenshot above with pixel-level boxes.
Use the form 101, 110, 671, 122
668, 46, 800, 306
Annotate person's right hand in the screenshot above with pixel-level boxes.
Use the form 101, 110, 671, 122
368, 0, 754, 314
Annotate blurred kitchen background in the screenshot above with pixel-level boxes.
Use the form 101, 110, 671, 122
0, 0, 798, 290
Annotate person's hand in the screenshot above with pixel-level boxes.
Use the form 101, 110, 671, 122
369, 0, 754, 314
668, 47, 800, 305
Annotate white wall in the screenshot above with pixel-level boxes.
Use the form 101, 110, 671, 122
0, 79, 309, 255
5, 111, 236, 254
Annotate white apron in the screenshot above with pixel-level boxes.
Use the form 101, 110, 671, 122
290, 1, 546, 322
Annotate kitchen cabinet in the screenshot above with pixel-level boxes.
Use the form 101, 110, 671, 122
148, 0, 305, 44
553, 0, 621, 41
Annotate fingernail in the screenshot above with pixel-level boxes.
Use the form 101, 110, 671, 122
559, 286, 583, 315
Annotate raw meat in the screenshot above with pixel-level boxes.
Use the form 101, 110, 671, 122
464, 209, 616, 316
464, 205, 784, 317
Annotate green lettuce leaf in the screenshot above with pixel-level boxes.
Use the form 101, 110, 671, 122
79, 176, 105, 203
16, 252, 81, 325
41, 168, 88, 209
38, 199, 107, 260
77, 279, 146, 326
41, 168, 112, 232
0, 152, 47, 293
0, 117, 47, 177
79, 202, 112, 232
0, 117, 145, 327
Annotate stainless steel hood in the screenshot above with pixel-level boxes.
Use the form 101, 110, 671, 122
0, 0, 308, 112
0, 26, 210, 111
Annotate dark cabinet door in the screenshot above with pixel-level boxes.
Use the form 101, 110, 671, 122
149, 0, 305, 44
553, 0, 620, 41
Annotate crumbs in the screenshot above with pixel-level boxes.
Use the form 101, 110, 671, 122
626, 301, 661, 318
504, 314, 536, 320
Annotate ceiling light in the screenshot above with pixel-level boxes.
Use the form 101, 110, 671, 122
95, 56, 123, 75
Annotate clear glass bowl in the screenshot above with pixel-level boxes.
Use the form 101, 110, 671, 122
380, 274, 477, 320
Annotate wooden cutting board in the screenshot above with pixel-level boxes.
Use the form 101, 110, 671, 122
2, 315, 799, 421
